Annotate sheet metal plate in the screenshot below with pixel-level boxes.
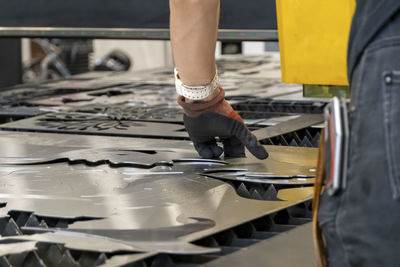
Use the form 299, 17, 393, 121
253, 114, 324, 141
27, 84, 178, 108
0, 113, 188, 139
203, 223, 314, 267
0, 131, 317, 255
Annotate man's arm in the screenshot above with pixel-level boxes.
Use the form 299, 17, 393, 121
169, 0, 268, 160
170, 0, 219, 87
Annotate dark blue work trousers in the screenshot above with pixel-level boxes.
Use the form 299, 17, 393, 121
318, 12, 400, 267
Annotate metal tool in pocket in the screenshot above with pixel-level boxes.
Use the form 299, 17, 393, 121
324, 97, 349, 196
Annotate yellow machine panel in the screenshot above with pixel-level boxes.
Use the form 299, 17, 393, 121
276, 0, 356, 86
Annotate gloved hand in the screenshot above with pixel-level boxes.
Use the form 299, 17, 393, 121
178, 88, 268, 159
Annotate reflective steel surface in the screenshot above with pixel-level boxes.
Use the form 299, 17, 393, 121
0, 131, 317, 256
0, 54, 322, 266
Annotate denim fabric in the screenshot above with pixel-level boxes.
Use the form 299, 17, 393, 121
347, 1, 400, 80
318, 12, 400, 267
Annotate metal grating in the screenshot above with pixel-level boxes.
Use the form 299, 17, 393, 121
226, 182, 313, 201
232, 99, 327, 119
0, 213, 108, 267
143, 201, 312, 266
0, 200, 311, 266
261, 127, 321, 148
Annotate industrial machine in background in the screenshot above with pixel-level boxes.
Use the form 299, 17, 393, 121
23, 39, 132, 83
276, 0, 355, 98
0, 0, 279, 85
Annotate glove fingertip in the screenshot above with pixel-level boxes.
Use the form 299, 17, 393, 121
246, 137, 269, 160
211, 145, 224, 158
196, 144, 223, 159
253, 145, 269, 160
198, 149, 214, 159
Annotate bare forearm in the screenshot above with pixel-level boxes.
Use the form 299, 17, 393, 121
170, 0, 220, 86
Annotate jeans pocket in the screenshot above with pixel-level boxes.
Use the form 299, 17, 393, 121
382, 70, 400, 200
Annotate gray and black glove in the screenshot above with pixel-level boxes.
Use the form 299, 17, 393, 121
178, 88, 268, 159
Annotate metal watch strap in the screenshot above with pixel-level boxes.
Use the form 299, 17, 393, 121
174, 68, 219, 100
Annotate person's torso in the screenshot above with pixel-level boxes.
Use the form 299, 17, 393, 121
348, 0, 400, 81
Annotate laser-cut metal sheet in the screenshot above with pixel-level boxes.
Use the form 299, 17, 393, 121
0, 87, 58, 106
0, 106, 46, 120
0, 132, 317, 255
202, 171, 315, 185
23, 217, 215, 243
222, 81, 302, 103
98, 253, 156, 267
44, 79, 132, 91
215, 145, 318, 177
0, 53, 320, 260
2, 232, 144, 253
0, 134, 316, 177
0, 241, 37, 257
3, 219, 220, 255
0, 147, 227, 168
203, 223, 314, 267
0, 78, 130, 106
277, 187, 315, 201
0, 54, 300, 111
27, 85, 179, 108
21, 54, 297, 109
72, 104, 183, 123
0, 164, 313, 255
0, 110, 322, 142
0, 113, 188, 139
253, 114, 325, 141
0, 149, 316, 224
0, 131, 194, 151
0, 150, 227, 169
0, 163, 314, 245
200, 145, 317, 185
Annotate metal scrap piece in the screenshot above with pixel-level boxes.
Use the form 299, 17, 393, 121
0, 241, 37, 257
5, 227, 220, 255
253, 114, 324, 141
0, 146, 226, 168
97, 253, 155, 267
202, 171, 315, 185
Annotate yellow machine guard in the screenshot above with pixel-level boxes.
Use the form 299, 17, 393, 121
276, 0, 356, 86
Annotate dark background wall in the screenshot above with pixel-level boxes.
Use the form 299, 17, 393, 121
0, 0, 277, 30
0, 39, 22, 89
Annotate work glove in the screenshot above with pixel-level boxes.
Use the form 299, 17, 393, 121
178, 88, 268, 159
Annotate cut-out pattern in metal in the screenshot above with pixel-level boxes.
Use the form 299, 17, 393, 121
0, 54, 321, 265
0, 113, 188, 139
0, 201, 313, 266
262, 127, 321, 147
232, 98, 327, 118
27, 84, 178, 108
252, 114, 324, 142
202, 169, 315, 185
2, 217, 218, 255
0, 76, 129, 106
0, 147, 227, 168
0, 139, 317, 258
73, 104, 183, 123
0, 162, 314, 259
